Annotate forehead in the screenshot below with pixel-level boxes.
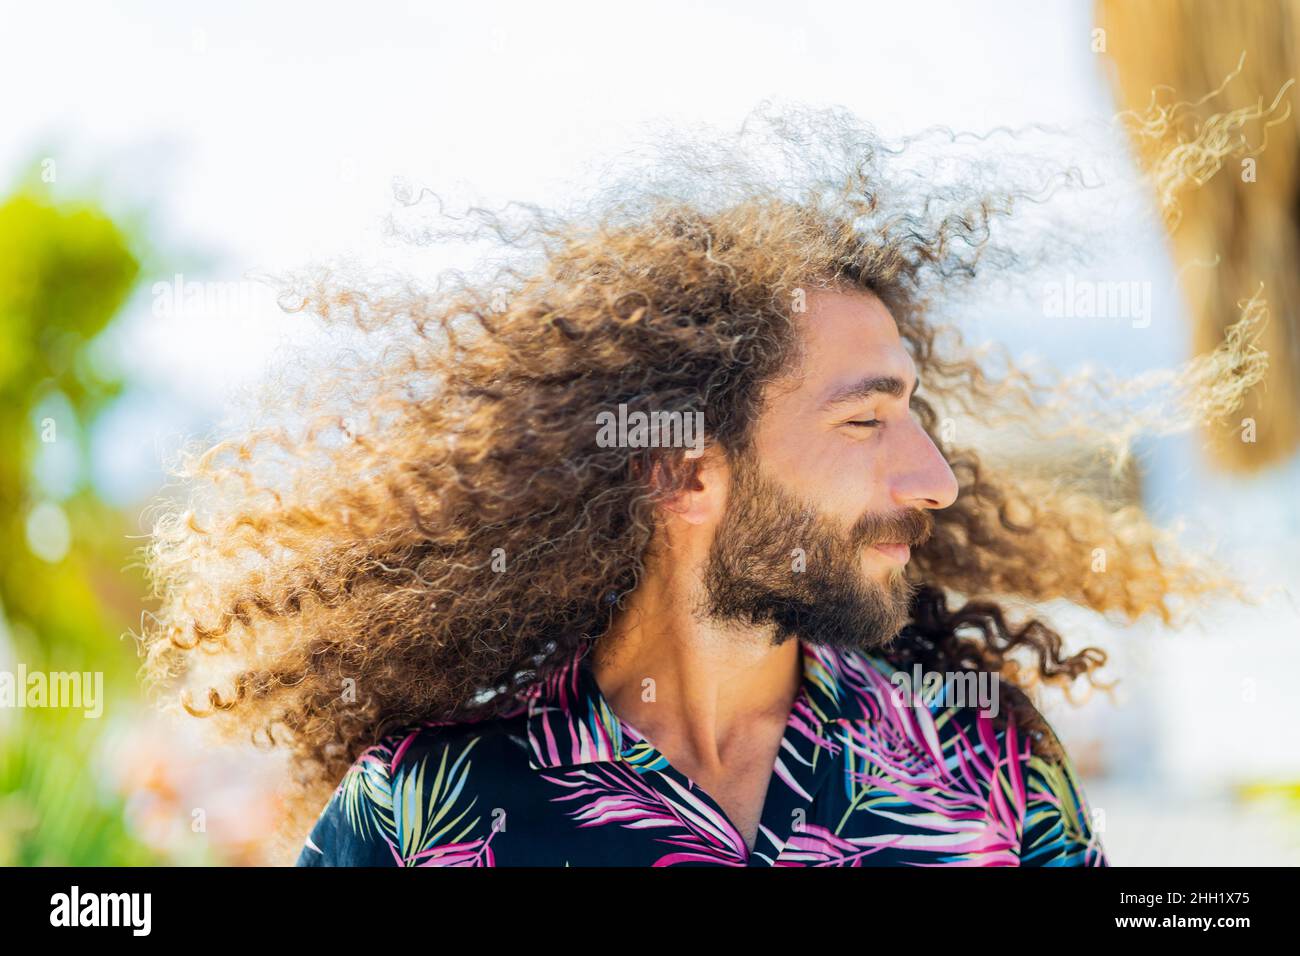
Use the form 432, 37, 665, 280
783, 288, 915, 398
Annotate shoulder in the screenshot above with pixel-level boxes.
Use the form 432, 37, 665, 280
807, 643, 1016, 764
821, 645, 1107, 866
1015, 714, 1107, 866
295, 706, 532, 867
372, 708, 532, 782
814, 643, 1010, 737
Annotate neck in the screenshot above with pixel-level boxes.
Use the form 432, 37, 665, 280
591, 559, 802, 771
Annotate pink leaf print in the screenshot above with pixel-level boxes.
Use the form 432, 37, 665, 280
833, 653, 1025, 865
542, 762, 748, 866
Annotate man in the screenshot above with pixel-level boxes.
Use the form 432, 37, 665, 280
294, 284, 1106, 866
144, 113, 1235, 866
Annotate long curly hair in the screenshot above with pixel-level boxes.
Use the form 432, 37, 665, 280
138, 106, 1260, 856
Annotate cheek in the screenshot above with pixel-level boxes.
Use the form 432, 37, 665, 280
753, 417, 890, 512
785, 438, 890, 518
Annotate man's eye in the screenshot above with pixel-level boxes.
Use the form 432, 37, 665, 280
846, 419, 881, 428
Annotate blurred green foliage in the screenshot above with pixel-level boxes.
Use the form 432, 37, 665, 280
0, 182, 164, 864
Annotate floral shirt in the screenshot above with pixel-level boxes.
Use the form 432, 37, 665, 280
296, 640, 1107, 867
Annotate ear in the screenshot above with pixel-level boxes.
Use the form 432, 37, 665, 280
648, 445, 727, 526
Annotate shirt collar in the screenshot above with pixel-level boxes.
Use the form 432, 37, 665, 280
523, 639, 871, 771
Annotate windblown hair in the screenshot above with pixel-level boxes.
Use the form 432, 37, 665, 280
139, 106, 1260, 855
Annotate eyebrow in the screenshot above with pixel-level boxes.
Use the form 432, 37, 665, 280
819, 374, 919, 410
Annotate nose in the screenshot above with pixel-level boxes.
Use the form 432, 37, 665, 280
889, 421, 959, 511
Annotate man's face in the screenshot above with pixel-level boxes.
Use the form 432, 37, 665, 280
701, 288, 959, 651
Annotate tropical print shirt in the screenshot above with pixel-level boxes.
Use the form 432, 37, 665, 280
296, 640, 1108, 867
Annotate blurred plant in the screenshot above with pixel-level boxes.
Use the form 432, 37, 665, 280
0, 174, 169, 864
1238, 781, 1300, 815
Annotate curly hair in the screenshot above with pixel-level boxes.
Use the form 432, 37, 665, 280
138, 105, 1259, 856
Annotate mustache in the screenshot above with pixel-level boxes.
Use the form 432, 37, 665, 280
849, 507, 934, 549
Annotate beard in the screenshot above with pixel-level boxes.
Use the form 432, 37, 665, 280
699, 447, 933, 653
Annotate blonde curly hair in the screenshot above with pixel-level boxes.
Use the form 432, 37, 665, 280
138, 106, 1260, 855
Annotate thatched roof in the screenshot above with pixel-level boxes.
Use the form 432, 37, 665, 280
1097, 0, 1298, 471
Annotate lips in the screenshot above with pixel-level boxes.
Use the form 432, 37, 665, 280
871, 543, 911, 563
